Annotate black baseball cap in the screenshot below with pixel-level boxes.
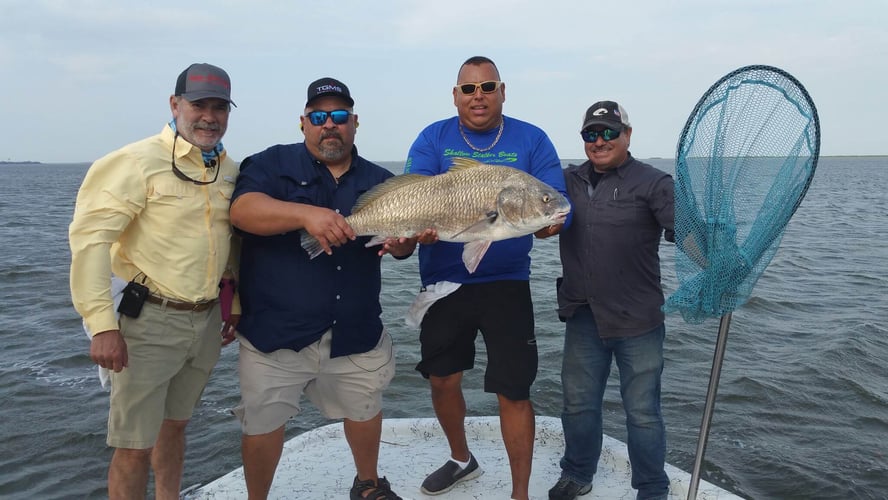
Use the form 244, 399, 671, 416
582, 100, 630, 130
175, 63, 236, 107
306, 77, 354, 107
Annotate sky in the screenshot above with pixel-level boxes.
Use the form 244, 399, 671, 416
1, 0, 885, 163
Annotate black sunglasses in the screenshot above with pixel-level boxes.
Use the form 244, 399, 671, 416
581, 127, 623, 143
306, 109, 352, 126
171, 133, 220, 185
455, 80, 502, 95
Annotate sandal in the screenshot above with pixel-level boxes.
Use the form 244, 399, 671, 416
349, 475, 403, 500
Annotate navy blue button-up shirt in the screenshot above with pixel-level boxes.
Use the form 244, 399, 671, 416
233, 143, 394, 357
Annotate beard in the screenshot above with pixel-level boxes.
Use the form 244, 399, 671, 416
180, 120, 223, 151
317, 131, 348, 162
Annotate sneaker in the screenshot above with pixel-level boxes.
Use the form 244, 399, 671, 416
420, 454, 483, 495
350, 475, 402, 500
548, 476, 593, 500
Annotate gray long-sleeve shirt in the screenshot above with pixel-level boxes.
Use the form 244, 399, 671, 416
557, 154, 674, 338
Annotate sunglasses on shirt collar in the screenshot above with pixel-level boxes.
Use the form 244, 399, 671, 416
171, 133, 220, 185
305, 109, 352, 126
581, 127, 623, 143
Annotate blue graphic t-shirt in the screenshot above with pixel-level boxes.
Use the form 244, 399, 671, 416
405, 115, 569, 286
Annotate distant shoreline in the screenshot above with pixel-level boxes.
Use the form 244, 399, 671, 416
1, 155, 885, 165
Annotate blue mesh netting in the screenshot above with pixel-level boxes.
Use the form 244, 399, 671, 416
664, 65, 820, 324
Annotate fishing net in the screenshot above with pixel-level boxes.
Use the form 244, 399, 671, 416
665, 65, 820, 324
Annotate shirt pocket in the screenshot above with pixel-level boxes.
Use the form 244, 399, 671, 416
217, 180, 235, 202
283, 174, 324, 204
214, 182, 236, 226
149, 180, 197, 206
605, 197, 644, 225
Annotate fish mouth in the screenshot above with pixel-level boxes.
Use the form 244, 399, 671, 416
551, 211, 569, 224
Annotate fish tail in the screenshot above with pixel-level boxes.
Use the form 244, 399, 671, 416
299, 230, 324, 259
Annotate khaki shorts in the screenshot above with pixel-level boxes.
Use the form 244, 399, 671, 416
234, 329, 395, 435
108, 301, 222, 449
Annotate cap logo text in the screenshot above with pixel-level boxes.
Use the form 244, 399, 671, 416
188, 74, 230, 90
316, 84, 343, 93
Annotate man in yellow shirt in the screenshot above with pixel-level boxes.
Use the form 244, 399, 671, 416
68, 63, 240, 500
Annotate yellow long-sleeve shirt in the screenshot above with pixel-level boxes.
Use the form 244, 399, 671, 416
69, 125, 240, 335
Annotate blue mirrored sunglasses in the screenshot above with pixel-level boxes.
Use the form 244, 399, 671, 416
581, 127, 622, 143
306, 109, 351, 126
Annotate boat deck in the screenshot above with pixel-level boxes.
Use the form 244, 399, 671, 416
183, 416, 741, 499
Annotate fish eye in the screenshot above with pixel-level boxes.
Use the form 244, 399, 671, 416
542, 195, 550, 203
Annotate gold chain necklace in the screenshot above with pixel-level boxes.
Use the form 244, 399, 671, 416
458, 120, 504, 152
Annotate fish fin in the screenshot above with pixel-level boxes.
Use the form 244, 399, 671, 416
352, 174, 430, 212
462, 240, 492, 274
364, 235, 387, 248
299, 230, 325, 259
450, 211, 499, 239
448, 157, 488, 172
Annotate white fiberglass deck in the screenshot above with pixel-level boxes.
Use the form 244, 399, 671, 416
183, 416, 741, 500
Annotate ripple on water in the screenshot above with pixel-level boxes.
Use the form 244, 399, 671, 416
3, 159, 888, 499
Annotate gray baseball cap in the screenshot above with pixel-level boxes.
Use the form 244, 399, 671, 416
175, 63, 236, 107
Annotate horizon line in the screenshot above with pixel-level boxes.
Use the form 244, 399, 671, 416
4, 154, 888, 166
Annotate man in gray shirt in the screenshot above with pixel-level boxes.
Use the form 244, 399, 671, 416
550, 101, 674, 500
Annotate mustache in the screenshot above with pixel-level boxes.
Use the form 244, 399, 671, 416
193, 122, 221, 132
321, 131, 342, 141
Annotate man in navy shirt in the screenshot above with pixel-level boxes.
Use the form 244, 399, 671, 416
230, 77, 413, 500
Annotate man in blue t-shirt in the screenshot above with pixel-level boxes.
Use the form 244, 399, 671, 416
404, 56, 569, 500
230, 77, 413, 500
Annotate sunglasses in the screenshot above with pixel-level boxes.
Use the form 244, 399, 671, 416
455, 80, 502, 95
581, 128, 622, 143
171, 134, 220, 185
306, 109, 352, 126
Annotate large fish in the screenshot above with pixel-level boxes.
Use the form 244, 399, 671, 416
300, 158, 571, 273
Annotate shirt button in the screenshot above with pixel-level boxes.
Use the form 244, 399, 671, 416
335, 209, 341, 214
336, 295, 341, 300
337, 265, 342, 271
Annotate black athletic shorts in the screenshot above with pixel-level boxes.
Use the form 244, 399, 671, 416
416, 280, 538, 401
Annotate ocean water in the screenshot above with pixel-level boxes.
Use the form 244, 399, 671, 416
0, 157, 886, 499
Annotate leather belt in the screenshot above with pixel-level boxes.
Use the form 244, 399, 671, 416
146, 294, 218, 312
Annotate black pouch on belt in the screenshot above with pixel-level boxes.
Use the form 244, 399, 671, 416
118, 279, 149, 318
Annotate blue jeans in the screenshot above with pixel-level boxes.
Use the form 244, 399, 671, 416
559, 306, 669, 499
